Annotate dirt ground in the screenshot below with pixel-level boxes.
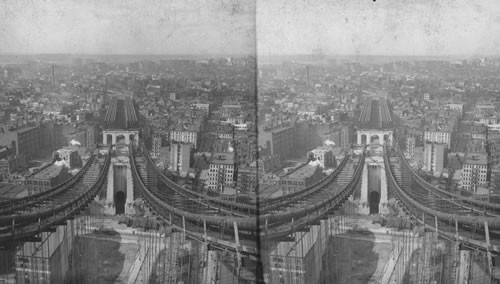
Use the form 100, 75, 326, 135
71, 231, 138, 284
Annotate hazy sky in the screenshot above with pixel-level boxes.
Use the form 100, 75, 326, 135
0, 0, 255, 55
2, 0, 500, 56
258, 0, 500, 56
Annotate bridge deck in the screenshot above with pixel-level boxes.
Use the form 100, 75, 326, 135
385, 146, 500, 254
0, 153, 111, 243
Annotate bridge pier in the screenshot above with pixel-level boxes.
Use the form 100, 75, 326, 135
105, 161, 135, 215
105, 165, 114, 211
102, 130, 139, 146
356, 130, 393, 146
359, 154, 389, 215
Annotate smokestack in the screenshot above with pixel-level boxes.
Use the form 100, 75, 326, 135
52, 64, 55, 86
306, 65, 310, 87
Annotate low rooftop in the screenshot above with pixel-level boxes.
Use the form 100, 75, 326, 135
211, 153, 234, 165
17, 126, 38, 135
286, 164, 319, 180
465, 152, 488, 165
32, 163, 65, 179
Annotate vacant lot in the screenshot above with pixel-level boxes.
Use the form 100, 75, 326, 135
70, 231, 138, 283
321, 230, 392, 284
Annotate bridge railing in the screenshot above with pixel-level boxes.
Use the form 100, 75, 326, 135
258, 154, 350, 211
394, 146, 500, 212
137, 145, 352, 215
0, 150, 111, 242
383, 147, 500, 252
132, 146, 366, 234
262, 153, 365, 240
135, 145, 257, 214
0, 154, 97, 214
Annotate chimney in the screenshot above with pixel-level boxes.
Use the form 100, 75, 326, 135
52, 64, 55, 86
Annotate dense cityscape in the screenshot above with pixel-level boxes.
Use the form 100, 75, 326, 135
0, 53, 499, 283
1, 0, 500, 283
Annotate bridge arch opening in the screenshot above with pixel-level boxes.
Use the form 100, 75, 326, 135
383, 134, 389, 144
115, 191, 126, 215
369, 191, 380, 214
116, 134, 126, 144
129, 134, 135, 145
361, 134, 367, 145
106, 134, 113, 145
370, 135, 379, 144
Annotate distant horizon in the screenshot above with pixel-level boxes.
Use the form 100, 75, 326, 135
260, 53, 500, 59
0, 53, 254, 65
1, 52, 499, 67
1, 52, 498, 59
0, 52, 254, 57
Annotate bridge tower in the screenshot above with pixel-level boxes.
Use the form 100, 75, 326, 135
102, 97, 141, 215
356, 97, 393, 215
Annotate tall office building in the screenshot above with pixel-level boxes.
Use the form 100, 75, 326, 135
491, 164, 500, 194
16, 126, 40, 161
86, 125, 96, 149
406, 136, 415, 159
259, 123, 296, 163
424, 142, 447, 174
169, 142, 191, 177
207, 153, 235, 192
169, 130, 199, 149
423, 131, 451, 148
340, 125, 351, 148
152, 134, 162, 159
461, 152, 489, 193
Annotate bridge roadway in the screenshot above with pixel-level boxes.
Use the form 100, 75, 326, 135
384, 146, 500, 253
379, 99, 393, 129
359, 99, 373, 123
131, 146, 365, 256
0, 150, 111, 244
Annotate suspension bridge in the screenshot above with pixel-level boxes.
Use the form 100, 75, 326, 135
0, 142, 499, 282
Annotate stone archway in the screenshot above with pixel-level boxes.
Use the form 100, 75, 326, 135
116, 134, 126, 144
383, 134, 389, 144
357, 130, 393, 146
103, 130, 140, 146
115, 191, 126, 215
370, 135, 380, 144
106, 134, 113, 145
129, 133, 135, 146
369, 191, 380, 214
